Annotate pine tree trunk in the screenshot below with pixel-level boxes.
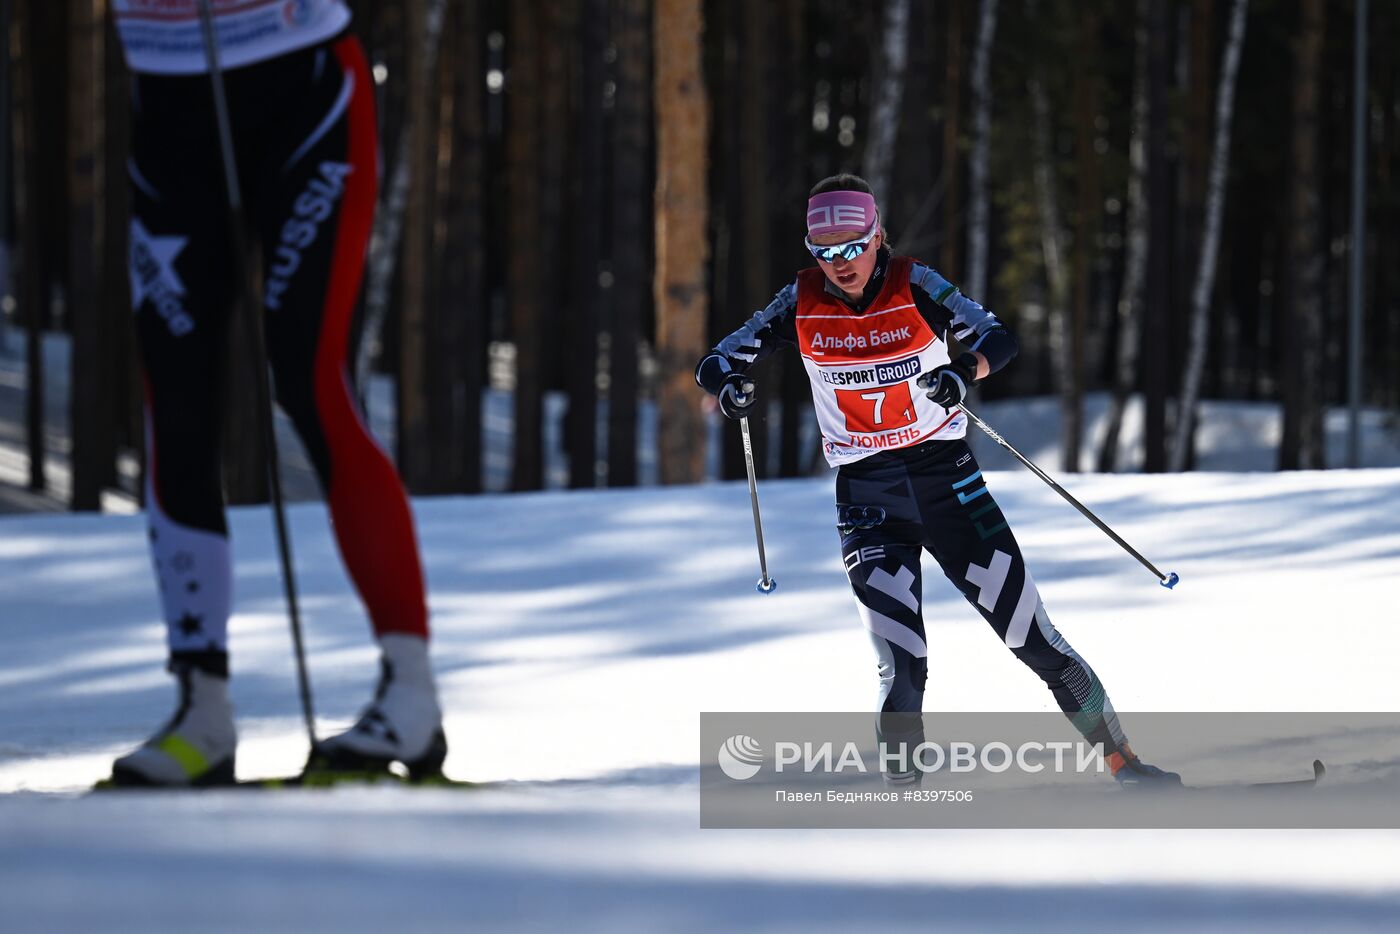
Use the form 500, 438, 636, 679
422, 11, 465, 495
12, 0, 46, 492
738, 0, 773, 478
965, 0, 998, 303
1067, 10, 1100, 475
1029, 73, 1075, 471
397, 0, 434, 490
538, 0, 574, 412
508, 0, 545, 490
1142, 0, 1171, 474
1098, 0, 1150, 472
942, 0, 964, 274
567, 0, 606, 489
1280, 0, 1326, 470
67, 0, 104, 510
103, 16, 137, 495
654, 0, 709, 484
777, 0, 810, 478
608, 0, 650, 488
12, 0, 45, 495
1171, 0, 1248, 472
431, 0, 485, 493
710, 0, 746, 483
0, 0, 11, 360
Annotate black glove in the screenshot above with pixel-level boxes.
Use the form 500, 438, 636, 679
917, 354, 978, 408
717, 372, 757, 420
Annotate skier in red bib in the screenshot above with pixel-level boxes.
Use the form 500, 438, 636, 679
108, 0, 445, 785
696, 174, 1177, 786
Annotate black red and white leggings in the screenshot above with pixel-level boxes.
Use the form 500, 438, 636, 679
836, 438, 1128, 767
128, 34, 427, 658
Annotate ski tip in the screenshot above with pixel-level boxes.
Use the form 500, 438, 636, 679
756, 578, 777, 594
1160, 571, 1180, 590
1313, 759, 1326, 782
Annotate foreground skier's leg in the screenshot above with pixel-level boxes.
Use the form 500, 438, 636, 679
254, 36, 443, 776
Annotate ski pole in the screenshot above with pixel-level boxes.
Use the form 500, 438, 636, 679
195, 0, 319, 744
959, 403, 1179, 589
740, 416, 777, 594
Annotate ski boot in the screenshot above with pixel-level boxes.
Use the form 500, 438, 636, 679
305, 634, 447, 782
1109, 742, 1182, 788
110, 652, 237, 787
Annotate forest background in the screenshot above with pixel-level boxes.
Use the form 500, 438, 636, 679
1, 0, 1395, 512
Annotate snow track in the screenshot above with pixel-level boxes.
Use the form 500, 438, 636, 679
3, 470, 1399, 930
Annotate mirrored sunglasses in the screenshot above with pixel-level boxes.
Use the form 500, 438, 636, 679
805, 221, 879, 264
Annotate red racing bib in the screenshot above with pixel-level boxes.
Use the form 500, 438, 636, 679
795, 256, 966, 466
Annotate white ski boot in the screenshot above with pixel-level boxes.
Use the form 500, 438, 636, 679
308, 634, 447, 779
110, 654, 237, 786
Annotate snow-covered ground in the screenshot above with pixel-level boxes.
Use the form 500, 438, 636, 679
3, 468, 1400, 930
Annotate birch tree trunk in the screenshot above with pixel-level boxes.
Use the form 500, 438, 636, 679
1098, 0, 1150, 472
654, 0, 709, 484
863, 0, 909, 201
966, 0, 998, 302
1169, 0, 1249, 472
1142, 0, 1171, 473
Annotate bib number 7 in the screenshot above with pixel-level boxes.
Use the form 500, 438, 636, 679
835, 383, 916, 434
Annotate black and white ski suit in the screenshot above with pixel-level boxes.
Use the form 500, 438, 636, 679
697, 249, 1131, 772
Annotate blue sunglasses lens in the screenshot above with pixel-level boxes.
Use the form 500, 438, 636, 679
813, 241, 869, 263
808, 225, 879, 263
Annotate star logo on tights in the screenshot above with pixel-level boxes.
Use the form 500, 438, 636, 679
176, 612, 204, 638
129, 219, 188, 309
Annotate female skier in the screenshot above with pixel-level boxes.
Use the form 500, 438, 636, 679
109, 0, 443, 785
695, 174, 1177, 786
